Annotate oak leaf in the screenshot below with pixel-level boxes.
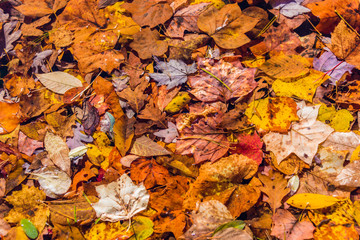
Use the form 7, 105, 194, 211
197, 4, 259, 49
92, 174, 150, 222
258, 170, 290, 213
122, 0, 173, 28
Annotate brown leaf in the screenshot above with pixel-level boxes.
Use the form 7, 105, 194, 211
176, 116, 229, 164
122, 0, 173, 28
271, 209, 315, 240
116, 80, 148, 113
129, 28, 168, 59
197, 4, 259, 49
258, 170, 290, 213
113, 116, 135, 156
166, 3, 210, 38
21, 15, 51, 36
130, 136, 171, 157
15, 0, 68, 18
138, 99, 166, 123
189, 58, 257, 102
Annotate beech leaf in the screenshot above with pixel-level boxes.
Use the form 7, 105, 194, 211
36, 72, 83, 95
92, 174, 150, 222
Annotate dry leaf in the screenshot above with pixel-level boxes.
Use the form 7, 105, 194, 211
129, 136, 171, 157
92, 174, 150, 222
36, 72, 83, 95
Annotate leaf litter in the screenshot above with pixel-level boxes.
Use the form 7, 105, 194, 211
3, 0, 360, 239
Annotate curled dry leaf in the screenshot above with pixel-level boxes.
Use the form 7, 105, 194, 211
92, 174, 150, 222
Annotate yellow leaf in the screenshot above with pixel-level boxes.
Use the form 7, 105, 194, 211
190, 0, 225, 9
272, 69, 329, 102
165, 92, 191, 113
351, 145, 360, 162
318, 104, 354, 131
259, 53, 311, 80
245, 96, 299, 133
286, 193, 342, 209
85, 221, 133, 240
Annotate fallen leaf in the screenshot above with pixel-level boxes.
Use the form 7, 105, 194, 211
129, 136, 171, 157
122, 0, 173, 28
44, 131, 71, 175
286, 193, 341, 209
129, 28, 168, 59
271, 209, 315, 240
154, 122, 179, 143
335, 160, 360, 187
189, 58, 257, 102
0, 101, 20, 135
149, 58, 197, 90
321, 131, 360, 160
36, 72, 83, 95
197, 4, 259, 49
184, 200, 234, 239
245, 96, 298, 133
14, 0, 67, 18
92, 174, 150, 222
229, 133, 263, 165
258, 170, 290, 213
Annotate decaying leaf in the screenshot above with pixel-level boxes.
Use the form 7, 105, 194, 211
92, 174, 150, 222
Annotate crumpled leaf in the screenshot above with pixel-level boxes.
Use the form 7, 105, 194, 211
189, 58, 257, 102
129, 136, 171, 157
154, 122, 179, 143
36, 72, 83, 95
321, 131, 360, 160
184, 200, 234, 239
44, 131, 71, 175
197, 4, 259, 49
32, 166, 72, 198
149, 58, 197, 90
271, 209, 315, 240
263, 103, 334, 165
313, 49, 354, 85
335, 160, 360, 187
92, 174, 150, 222
122, 0, 173, 28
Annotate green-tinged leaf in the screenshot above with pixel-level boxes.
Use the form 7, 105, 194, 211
20, 219, 38, 239
212, 220, 246, 236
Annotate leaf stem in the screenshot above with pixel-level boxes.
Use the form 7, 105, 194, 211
200, 68, 232, 92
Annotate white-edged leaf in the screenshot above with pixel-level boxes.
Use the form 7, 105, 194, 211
36, 71, 83, 94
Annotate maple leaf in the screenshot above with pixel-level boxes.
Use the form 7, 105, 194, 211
258, 170, 290, 213
116, 81, 148, 113
176, 116, 229, 164
189, 58, 257, 102
149, 58, 197, 90
92, 174, 150, 222
263, 103, 334, 165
